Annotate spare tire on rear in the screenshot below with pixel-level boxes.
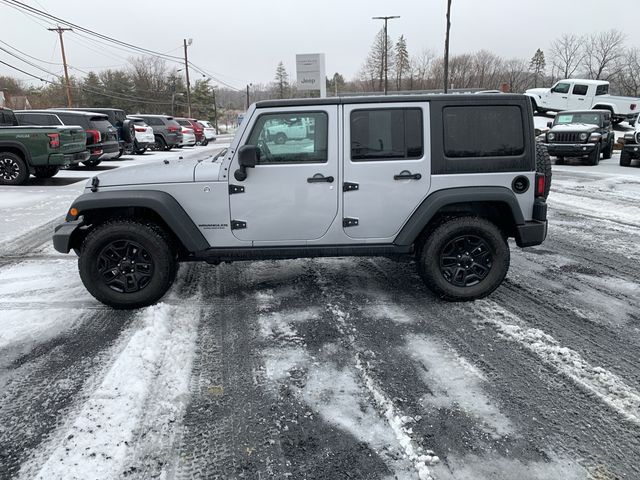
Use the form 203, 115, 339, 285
122, 119, 135, 144
535, 143, 552, 199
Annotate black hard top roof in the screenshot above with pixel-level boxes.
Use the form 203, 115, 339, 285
556, 109, 609, 115
255, 93, 525, 108
60, 107, 125, 113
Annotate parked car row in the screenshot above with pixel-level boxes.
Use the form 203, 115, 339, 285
0, 105, 218, 184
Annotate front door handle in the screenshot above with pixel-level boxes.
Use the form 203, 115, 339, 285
307, 174, 334, 183
562, 96, 568, 99
394, 170, 422, 180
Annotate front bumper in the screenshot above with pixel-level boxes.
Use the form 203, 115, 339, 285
622, 143, 640, 158
544, 142, 596, 156
53, 219, 84, 254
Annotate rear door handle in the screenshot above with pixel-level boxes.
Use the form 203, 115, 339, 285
562, 96, 568, 99
394, 170, 422, 180
307, 174, 334, 183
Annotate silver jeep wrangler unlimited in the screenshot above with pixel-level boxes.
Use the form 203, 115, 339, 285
53, 95, 550, 309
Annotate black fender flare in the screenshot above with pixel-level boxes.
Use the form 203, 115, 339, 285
0, 140, 32, 163
393, 186, 525, 246
67, 190, 209, 252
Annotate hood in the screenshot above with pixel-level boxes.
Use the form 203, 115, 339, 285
87, 157, 199, 188
525, 87, 548, 97
549, 123, 598, 133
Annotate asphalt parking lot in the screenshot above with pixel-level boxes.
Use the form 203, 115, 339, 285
1, 138, 639, 480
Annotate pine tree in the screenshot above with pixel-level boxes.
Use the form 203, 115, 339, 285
395, 35, 410, 91
529, 48, 546, 87
274, 61, 290, 99
359, 28, 394, 92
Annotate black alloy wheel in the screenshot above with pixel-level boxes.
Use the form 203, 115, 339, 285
97, 239, 154, 293
439, 235, 493, 287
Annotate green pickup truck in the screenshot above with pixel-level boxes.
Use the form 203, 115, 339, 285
0, 107, 89, 185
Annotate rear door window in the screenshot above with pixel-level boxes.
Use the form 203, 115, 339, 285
350, 108, 423, 161
596, 84, 609, 95
57, 114, 90, 128
89, 118, 114, 132
572, 84, 588, 96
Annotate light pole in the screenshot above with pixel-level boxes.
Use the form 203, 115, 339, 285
246, 83, 252, 110
183, 38, 193, 117
443, 0, 452, 93
372, 15, 400, 95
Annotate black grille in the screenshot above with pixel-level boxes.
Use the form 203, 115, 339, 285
554, 132, 582, 143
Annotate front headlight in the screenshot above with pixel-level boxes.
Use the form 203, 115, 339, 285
579, 132, 589, 141
635, 132, 640, 144
547, 132, 555, 141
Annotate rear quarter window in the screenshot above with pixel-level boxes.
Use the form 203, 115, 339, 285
443, 105, 524, 158
57, 114, 90, 128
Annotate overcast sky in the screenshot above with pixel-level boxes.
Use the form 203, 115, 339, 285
1, 0, 639, 90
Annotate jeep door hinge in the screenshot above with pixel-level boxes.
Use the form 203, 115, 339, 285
343, 182, 359, 192
229, 184, 245, 194
343, 217, 359, 227
231, 220, 247, 230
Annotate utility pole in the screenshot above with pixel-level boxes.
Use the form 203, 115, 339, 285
372, 15, 399, 95
443, 0, 452, 93
212, 88, 218, 133
183, 38, 192, 117
48, 26, 73, 107
245, 84, 250, 110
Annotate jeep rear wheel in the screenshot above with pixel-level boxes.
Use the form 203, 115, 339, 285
33, 166, 60, 179
79, 220, 177, 309
417, 217, 510, 301
83, 159, 102, 168
0, 152, 29, 185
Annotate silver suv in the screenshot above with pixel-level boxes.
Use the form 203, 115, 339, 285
53, 94, 550, 309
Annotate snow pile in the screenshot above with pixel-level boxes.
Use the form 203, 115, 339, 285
475, 301, 640, 426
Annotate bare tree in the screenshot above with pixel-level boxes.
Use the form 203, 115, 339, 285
582, 29, 626, 80
409, 49, 436, 90
616, 47, 640, 96
503, 58, 532, 93
549, 33, 585, 79
471, 50, 503, 89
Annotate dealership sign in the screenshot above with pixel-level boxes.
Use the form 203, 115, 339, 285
296, 53, 326, 97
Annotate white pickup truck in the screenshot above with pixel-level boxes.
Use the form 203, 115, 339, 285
525, 79, 639, 124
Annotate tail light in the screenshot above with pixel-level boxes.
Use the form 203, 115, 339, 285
167, 125, 180, 133
86, 129, 101, 144
631, 104, 637, 111
134, 127, 146, 132
47, 133, 60, 149
535, 173, 546, 197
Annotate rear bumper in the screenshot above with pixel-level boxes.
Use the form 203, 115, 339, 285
89, 141, 120, 160
545, 142, 596, 156
515, 199, 548, 247
49, 150, 90, 166
53, 220, 83, 254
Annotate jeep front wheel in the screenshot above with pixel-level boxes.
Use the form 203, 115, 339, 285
588, 143, 601, 166
79, 220, 177, 309
0, 152, 29, 185
417, 217, 510, 301
620, 150, 631, 167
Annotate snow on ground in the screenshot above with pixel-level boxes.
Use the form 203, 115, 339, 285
474, 300, 640, 426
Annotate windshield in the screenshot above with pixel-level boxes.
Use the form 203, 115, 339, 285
554, 113, 601, 126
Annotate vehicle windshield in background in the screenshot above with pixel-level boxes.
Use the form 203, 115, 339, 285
554, 113, 601, 126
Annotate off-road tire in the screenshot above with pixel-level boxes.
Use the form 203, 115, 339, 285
122, 119, 135, 144
33, 166, 60, 179
535, 143, 552, 198
135, 147, 147, 155
79, 220, 178, 309
602, 137, 613, 160
588, 143, 601, 166
620, 150, 632, 167
0, 152, 29, 185
417, 217, 510, 301
82, 159, 102, 168
275, 132, 287, 145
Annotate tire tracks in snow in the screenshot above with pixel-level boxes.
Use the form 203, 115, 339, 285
0, 216, 64, 268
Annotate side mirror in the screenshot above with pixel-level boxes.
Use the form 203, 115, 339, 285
547, 121, 553, 129
234, 145, 258, 181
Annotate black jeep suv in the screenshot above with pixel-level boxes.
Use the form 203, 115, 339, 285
543, 109, 614, 166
